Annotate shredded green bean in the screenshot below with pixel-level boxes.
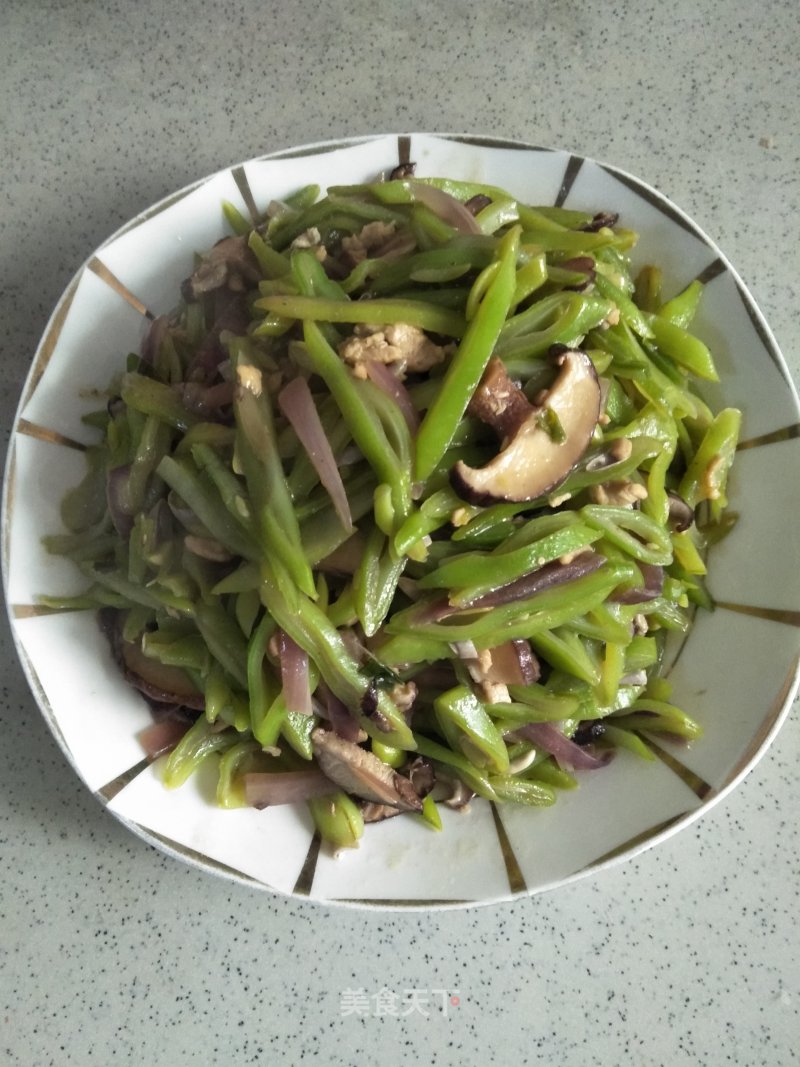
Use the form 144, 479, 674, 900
42, 172, 738, 849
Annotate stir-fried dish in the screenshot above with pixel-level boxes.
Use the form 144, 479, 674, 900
44, 168, 740, 848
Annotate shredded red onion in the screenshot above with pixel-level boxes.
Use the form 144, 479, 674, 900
137, 718, 191, 760
425, 555, 606, 622
278, 377, 353, 530
364, 361, 420, 431
610, 563, 664, 604
277, 630, 312, 715
317, 684, 362, 742
410, 181, 483, 235
465, 554, 605, 610
244, 770, 336, 809
509, 722, 612, 771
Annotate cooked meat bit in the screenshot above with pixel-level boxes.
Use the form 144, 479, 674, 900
290, 226, 327, 261
311, 729, 422, 811
341, 220, 398, 265
338, 322, 452, 380
236, 363, 263, 397
181, 235, 260, 301
389, 680, 417, 715
588, 479, 648, 506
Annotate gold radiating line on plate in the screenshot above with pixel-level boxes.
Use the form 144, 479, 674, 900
715, 601, 800, 627
599, 164, 703, 240
490, 804, 527, 895
718, 654, 800, 791
16, 418, 86, 451
555, 155, 583, 207
231, 165, 259, 224
693, 257, 726, 286
140, 828, 261, 885
98, 757, 151, 801
643, 737, 713, 800
292, 832, 322, 896
397, 134, 411, 166
22, 274, 82, 406
88, 258, 154, 319
583, 812, 691, 870
736, 423, 800, 450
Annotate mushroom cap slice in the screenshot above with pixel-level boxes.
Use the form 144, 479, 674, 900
311, 729, 422, 812
451, 349, 601, 505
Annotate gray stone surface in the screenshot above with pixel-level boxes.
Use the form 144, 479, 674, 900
1, 1, 798, 1064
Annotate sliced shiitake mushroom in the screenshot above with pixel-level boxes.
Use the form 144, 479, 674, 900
451, 350, 601, 504
311, 729, 422, 811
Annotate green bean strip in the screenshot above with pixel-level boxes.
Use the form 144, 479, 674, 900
156, 455, 257, 559
678, 408, 741, 511
259, 558, 415, 749
257, 293, 466, 337
581, 506, 674, 566
415, 225, 520, 481
643, 312, 718, 381
308, 792, 364, 849
232, 352, 317, 598
42, 173, 742, 834
658, 280, 703, 327
411, 734, 498, 800
163, 718, 238, 788
388, 562, 638, 644
195, 601, 249, 688
301, 322, 410, 514
488, 776, 556, 806
421, 522, 602, 603
120, 372, 200, 432
246, 611, 278, 739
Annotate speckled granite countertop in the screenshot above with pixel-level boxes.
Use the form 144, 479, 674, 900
2, 2, 799, 1064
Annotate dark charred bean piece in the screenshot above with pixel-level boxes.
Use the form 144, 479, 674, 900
360, 680, 379, 717
667, 491, 695, 532
464, 194, 492, 215
389, 162, 417, 179
561, 255, 596, 292
572, 721, 607, 746
579, 211, 619, 233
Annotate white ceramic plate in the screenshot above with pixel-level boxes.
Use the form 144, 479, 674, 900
4, 133, 800, 908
